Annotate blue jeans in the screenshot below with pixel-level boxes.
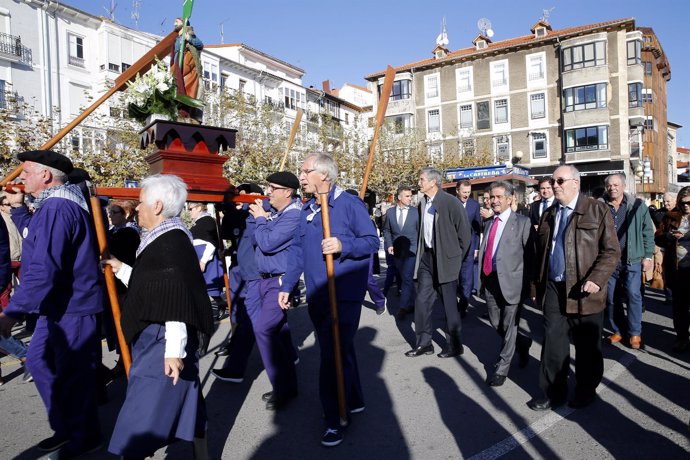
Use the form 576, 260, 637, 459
606, 262, 643, 336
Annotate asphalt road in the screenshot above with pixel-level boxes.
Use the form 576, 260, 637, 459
1, 260, 689, 459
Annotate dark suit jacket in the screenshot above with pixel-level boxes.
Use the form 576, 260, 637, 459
529, 198, 555, 227
462, 198, 481, 254
415, 190, 471, 284
478, 211, 534, 305
382, 205, 419, 258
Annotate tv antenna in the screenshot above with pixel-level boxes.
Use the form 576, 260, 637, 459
436, 17, 449, 47
159, 17, 167, 35
103, 0, 117, 21
131, 0, 141, 29
219, 17, 232, 44
541, 7, 555, 23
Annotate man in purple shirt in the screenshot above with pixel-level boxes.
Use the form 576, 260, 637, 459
0, 150, 103, 458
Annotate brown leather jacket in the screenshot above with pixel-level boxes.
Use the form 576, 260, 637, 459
535, 195, 620, 315
654, 209, 684, 290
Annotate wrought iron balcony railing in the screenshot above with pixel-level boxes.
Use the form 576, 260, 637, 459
0, 32, 32, 66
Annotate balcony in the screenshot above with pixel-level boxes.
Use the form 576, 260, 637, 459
68, 55, 85, 68
0, 33, 33, 67
0, 90, 25, 116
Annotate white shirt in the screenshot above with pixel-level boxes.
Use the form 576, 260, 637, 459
550, 194, 579, 258
396, 205, 409, 229
486, 207, 512, 260
423, 196, 435, 248
540, 197, 555, 217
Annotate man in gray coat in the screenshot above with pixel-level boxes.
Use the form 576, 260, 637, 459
478, 181, 534, 387
405, 167, 470, 358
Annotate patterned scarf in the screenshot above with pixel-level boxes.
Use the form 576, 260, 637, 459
33, 183, 89, 212
136, 217, 193, 258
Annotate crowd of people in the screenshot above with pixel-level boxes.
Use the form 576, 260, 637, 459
0, 148, 688, 458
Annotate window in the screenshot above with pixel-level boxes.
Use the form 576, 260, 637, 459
532, 132, 547, 159
461, 138, 475, 157
108, 63, 120, 72
68, 33, 85, 67
628, 83, 642, 108
629, 129, 641, 157
220, 74, 227, 90
121, 63, 131, 72
627, 40, 641, 65
495, 135, 510, 161
491, 61, 507, 87
429, 144, 443, 164
283, 88, 302, 111
427, 109, 440, 133
457, 68, 472, 93
239, 79, 246, 93
530, 93, 546, 119
391, 115, 410, 134
494, 99, 508, 124
562, 41, 606, 71
643, 61, 653, 75
565, 126, 608, 153
528, 55, 544, 81
426, 75, 439, 99
70, 135, 80, 152
563, 83, 607, 112
345, 113, 349, 124
384, 80, 411, 101
644, 117, 654, 130
476, 101, 490, 130
642, 89, 653, 103
459, 104, 473, 129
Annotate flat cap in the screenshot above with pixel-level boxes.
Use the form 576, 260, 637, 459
67, 167, 91, 184
266, 171, 299, 190
18, 150, 73, 174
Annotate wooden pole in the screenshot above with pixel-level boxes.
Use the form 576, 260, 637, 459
90, 196, 132, 377
278, 108, 303, 171
318, 191, 348, 426
359, 65, 396, 200
0, 31, 178, 186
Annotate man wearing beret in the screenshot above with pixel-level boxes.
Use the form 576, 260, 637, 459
240, 171, 301, 410
0, 150, 104, 457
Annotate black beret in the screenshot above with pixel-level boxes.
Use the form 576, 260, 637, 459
18, 150, 74, 174
266, 171, 299, 190
67, 167, 91, 184
237, 182, 263, 195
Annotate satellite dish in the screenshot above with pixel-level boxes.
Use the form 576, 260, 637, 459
486, 29, 495, 38
477, 18, 492, 36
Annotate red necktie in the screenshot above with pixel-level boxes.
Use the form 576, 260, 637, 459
483, 216, 499, 276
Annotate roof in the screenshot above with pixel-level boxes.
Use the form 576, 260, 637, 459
204, 43, 305, 74
343, 83, 372, 93
366, 18, 635, 80
678, 147, 690, 154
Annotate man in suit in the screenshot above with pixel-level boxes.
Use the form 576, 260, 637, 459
383, 185, 419, 319
405, 168, 470, 358
478, 181, 534, 387
456, 180, 481, 317
530, 177, 555, 228
529, 165, 619, 411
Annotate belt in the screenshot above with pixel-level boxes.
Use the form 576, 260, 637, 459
260, 273, 284, 279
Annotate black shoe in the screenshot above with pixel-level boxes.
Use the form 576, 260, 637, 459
527, 397, 565, 412
405, 344, 434, 357
50, 440, 102, 459
211, 368, 244, 383
265, 392, 297, 411
37, 434, 69, 452
214, 347, 231, 357
568, 394, 597, 409
437, 346, 464, 358
261, 391, 273, 402
518, 339, 533, 369
321, 427, 344, 447
487, 374, 507, 387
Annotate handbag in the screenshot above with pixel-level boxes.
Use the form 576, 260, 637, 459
649, 266, 664, 290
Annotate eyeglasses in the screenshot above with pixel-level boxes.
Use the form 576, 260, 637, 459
552, 177, 576, 185
268, 185, 290, 192
680, 200, 690, 206
300, 168, 316, 175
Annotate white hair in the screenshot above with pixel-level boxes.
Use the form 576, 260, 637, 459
140, 174, 187, 218
305, 152, 338, 183
34, 164, 68, 184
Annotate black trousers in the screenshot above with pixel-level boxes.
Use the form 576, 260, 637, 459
671, 267, 690, 341
414, 250, 462, 349
539, 280, 604, 401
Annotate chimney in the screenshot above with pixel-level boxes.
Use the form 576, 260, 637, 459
322, 80, 331, 94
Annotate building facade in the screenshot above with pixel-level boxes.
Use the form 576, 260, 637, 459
365, 18, 672, 196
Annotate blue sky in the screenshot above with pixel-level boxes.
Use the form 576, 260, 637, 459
68, 0, 689, 145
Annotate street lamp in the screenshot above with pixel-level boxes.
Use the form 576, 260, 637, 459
643, 156, 652, 194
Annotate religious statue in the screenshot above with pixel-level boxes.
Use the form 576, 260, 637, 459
170, 17, 204, 123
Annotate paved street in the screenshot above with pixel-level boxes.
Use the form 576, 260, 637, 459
1, 257, 689, 459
